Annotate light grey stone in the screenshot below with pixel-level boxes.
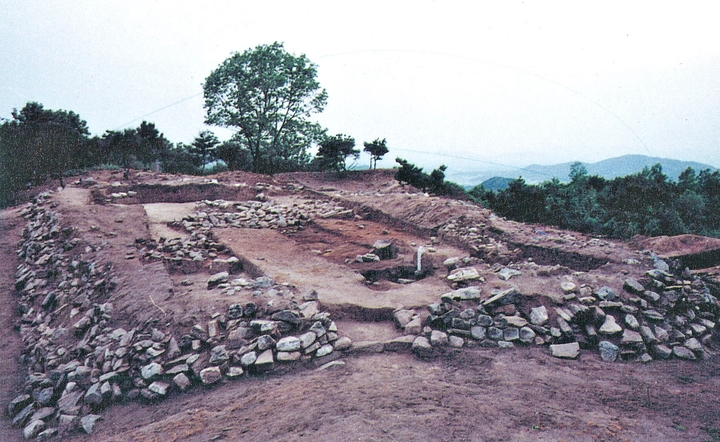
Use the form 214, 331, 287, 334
412, 336, 434, 358
80, 414, 102, 434
519, 327, 536, 343
140, 362, 164, 380
299, 331, 317, 348
277, 351, 302, 362
550, 342, 580, 359
430, 330, 448, 347
316, 344, 334, 358
254, 350, 274, 369
448, 267, 481, 282
394, 309, 416, 328
404, 316, 423, 335
599, 315, 623, 335
598, 341, 619, 362
448, 335, 465, 348
529, 306, 549, 326
276, 336, 301, 352
624, 314, 639, 330
148, 381, 169, 396
199, 366, 222, 385
673, 346, 696, 360
173, 373, 191, 391
497, 267, 522, 280
333, 336, 353, 351
384, 335, 416, 352
470, 326, 487, 340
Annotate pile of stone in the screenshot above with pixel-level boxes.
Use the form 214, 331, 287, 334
408, 261, 719, 362
133, 234, 241, 275
9, 194, 352, 440
172, 199, 354, 234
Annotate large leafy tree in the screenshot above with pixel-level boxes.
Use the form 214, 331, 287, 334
203, 42, 327, 174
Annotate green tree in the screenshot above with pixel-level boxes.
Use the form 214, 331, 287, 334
203, 42, 327, 174
189, 130, 220, 173
363, 138, 389, 169
12, 101, 89, 137
162, 143, 198, 175
1, 103, 90, 192
215, 138, 253, 171
314, 134, 358, 172
569, 161, 588, 183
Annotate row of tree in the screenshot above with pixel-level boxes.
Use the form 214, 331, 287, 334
0, 43, 396, 206
469, 163, 720, 239
0, 103, 390, 207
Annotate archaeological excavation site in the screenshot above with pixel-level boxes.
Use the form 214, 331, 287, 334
1, 168, 720, 441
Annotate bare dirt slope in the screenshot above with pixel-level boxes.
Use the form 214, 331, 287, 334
3, 169, 720, 441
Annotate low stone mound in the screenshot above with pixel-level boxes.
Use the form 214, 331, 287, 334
8, 192, 353, 439
407, 266, 719, 362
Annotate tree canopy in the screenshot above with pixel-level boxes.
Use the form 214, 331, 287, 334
471, 164, 720, 239
363, 138, 389, 169
313, 134, 358, 173
203, 42, 327, 174
189, 130, 220, 173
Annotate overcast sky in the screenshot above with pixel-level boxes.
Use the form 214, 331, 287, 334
2, 1, 718, 175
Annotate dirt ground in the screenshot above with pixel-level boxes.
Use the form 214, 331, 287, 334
2, 169, 720, 441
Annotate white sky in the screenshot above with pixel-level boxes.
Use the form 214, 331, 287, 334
1, 1, 718, 174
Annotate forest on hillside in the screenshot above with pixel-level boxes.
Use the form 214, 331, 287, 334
469, 162, 720, 239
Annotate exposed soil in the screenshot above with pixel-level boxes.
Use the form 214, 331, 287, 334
2, 168, 720, 441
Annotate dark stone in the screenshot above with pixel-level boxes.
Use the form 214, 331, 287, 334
624, 278, 645, 295
256, 335, 276, 351
42, 292, 57, 310
244, 302, 258, 317
487, 327, 503, 340
12, 404, 34, 427
7, 394, 32, 417
427, 302, 445, 316
476, 315, 494, 327
33, 387, 55, 406
271, 310, 301, 326
178, 334, 194, 351
450, 318, 472, 330
228, 304, 243, 319
595, 286, 616, 301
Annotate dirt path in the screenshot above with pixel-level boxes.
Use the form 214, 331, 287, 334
0, 206, 28, 442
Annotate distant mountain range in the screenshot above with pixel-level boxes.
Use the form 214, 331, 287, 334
446, 155, 718, 189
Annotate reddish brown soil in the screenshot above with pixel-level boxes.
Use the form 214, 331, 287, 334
2, 169, 720, 441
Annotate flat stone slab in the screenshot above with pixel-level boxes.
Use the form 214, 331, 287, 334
440, 286, 481, 302
384, 335, 416, 352
550, 342, 580, 359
